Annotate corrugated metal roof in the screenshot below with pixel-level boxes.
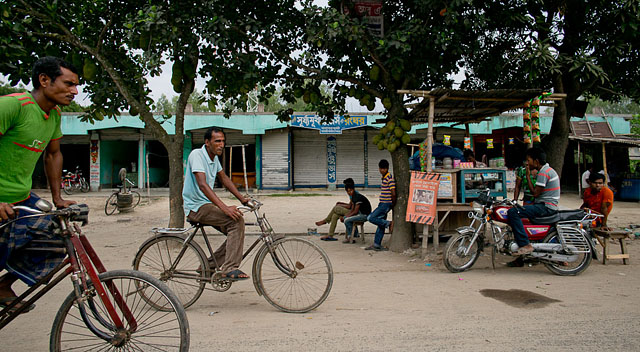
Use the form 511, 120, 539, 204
399, 88, 549, 124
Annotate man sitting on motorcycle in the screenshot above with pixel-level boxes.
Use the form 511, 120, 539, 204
507, 147, 560, 256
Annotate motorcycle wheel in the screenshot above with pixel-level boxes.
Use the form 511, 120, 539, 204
63, 181, 73, 195
443, 234, 481, 273
542, 230, 592, 276
80, 178, 90, 192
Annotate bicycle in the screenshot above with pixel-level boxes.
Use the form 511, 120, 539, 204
0, 200, 189, 351
105, 178, 141, 215
133, 199, 333, 313
61, 166, 89, 195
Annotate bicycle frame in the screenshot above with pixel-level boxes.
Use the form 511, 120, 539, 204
154, 201, 293, 282
0, 210, 137, 342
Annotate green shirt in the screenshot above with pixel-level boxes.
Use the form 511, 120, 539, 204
0, 92, 63, 203
516, 166, 536, 199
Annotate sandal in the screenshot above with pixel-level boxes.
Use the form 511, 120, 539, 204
222, 269, 249, 281
0, 297, 35, 314
320, 237, 338, 241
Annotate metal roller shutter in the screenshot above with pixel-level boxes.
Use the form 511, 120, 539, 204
336, 129, 365, 186
262, 130, 289, 189
190, 129, 254, 146
99, 128, 141, 141
367, 128, 394, 186
293, 129, 327, 187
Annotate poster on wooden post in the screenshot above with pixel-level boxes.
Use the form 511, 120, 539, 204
406, 172, 440, 225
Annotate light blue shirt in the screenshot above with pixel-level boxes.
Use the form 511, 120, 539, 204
183, 145, 223, 214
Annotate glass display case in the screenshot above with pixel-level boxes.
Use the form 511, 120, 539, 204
459, 168, 507, 203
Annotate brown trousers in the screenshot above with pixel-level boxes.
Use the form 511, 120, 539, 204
187, 203, 245, 274
323, 205, 350, 237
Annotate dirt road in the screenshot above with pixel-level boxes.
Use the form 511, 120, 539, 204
1, 190, 639, 351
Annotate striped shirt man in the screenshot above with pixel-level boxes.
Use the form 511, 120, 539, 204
534, 163, 560, 210
379, 172, 396, 204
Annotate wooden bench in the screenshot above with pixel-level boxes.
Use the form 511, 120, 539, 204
593, 229, 630, 265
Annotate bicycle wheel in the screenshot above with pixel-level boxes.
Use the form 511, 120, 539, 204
50, 269, 189, 351
104, 193, 118, 215
80, 178, 90, 192
254, 237, 333, 313
133, 235, 207, 310
131, 190, 141, 208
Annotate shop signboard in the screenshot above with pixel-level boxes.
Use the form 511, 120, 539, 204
291, 114, 367, 134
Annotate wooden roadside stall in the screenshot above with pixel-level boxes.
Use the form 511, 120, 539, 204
396, 89, 566, 258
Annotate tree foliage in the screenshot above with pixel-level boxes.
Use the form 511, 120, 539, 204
198, 0, 482, 251
0, 0, 215, 226
461, 0, 640, 175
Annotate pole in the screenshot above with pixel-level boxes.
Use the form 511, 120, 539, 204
577, 142, 582, 196
242, 144, 249, 194
426, 96, 435, 172
602, 142, 609, 183
146, 152, 150, 202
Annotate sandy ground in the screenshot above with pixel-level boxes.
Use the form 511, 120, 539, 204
1, 189, 639, 351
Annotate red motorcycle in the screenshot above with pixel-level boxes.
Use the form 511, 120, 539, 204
61, 166, 89, 195
443, 189, 601, 276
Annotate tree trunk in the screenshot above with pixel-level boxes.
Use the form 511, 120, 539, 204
167, 141, 185, 227
543, 74, 579, 179
389, 145, 412, 252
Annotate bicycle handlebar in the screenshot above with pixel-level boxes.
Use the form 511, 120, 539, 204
1, 204, 90, 230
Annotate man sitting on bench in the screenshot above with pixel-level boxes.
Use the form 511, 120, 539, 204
581, 172, 613, 229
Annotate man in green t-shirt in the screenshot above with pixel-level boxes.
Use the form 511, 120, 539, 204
0, 56, 79, 312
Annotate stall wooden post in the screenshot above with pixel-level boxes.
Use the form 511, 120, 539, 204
577, 142, 582, 196
602, 142, 609, 183
422, 96, 436, 258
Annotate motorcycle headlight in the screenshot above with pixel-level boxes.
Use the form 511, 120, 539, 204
472, 201, 484, 214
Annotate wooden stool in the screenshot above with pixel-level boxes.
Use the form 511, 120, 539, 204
354, 222, 366, 243
593, 229, 630, 265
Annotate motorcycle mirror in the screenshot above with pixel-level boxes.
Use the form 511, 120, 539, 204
35, 199, 53, 212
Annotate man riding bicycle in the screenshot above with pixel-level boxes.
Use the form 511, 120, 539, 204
0, 57, 79, 313
182, 127, 250, 281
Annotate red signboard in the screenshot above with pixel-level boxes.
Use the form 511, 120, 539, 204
406, 172, 440, 225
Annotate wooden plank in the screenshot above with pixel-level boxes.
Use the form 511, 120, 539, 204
606, 254, 630, 259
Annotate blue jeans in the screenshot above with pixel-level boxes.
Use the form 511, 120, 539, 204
367, 203, 393, 247
507, 203, 556, 247
344, 213, 368, 238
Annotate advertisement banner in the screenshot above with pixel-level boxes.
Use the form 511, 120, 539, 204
406, 172, 440, 225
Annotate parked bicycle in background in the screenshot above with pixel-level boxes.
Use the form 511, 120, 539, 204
105, 168, 141, 215
61, 166, 89, 195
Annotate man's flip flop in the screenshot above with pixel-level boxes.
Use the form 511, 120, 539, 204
222, 269, 249, 281
0, 297, 35, 314
320, 237, 338, 241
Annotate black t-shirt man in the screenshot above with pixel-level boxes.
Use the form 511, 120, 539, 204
351, 191, 372, 215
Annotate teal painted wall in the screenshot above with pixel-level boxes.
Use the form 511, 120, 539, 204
100, 140, 138, 187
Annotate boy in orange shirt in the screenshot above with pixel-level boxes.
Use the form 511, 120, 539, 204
581, 173, 614, 228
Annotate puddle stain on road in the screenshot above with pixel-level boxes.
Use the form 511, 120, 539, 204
480, 289, 561, 309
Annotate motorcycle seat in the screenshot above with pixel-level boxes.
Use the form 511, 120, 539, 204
530, 210, 586, 225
